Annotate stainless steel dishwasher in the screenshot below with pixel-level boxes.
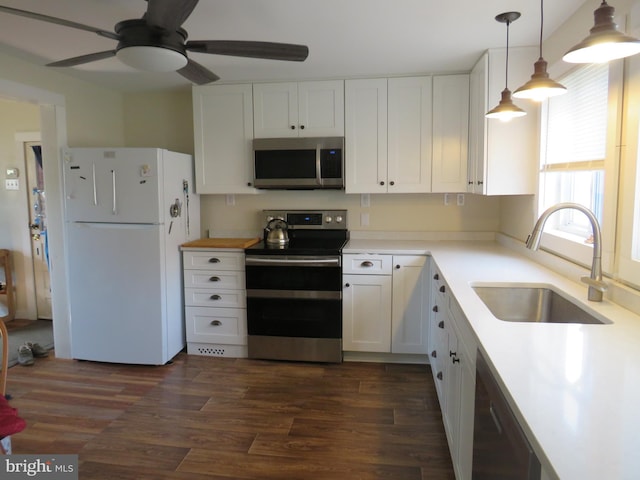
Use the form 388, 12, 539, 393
472, 351, 541, 479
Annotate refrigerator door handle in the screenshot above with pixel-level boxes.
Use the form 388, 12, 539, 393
92, 163, 98, 206
111, 169, 117, 215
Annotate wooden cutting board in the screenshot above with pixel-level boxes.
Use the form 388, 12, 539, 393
181, 237, 261, 249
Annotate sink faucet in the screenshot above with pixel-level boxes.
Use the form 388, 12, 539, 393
525, 202, 607, 302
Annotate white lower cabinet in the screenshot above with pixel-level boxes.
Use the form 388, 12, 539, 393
342, 254, 428, 355
429, 261, 476, 480
182, 249, 248, 357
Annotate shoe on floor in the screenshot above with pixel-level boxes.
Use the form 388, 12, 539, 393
26, 342, 49, 358
17, 345, 34, 366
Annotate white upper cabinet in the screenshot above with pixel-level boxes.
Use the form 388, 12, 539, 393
192, 84, 257, 194
253, 80, 344, 138
345, 76, 434, 193
468, 47, 538, 195
387, 76, 433, 193
345, 78, 388, 194
432, 74, 470, 193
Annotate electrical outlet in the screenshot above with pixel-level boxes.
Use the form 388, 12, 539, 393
444, 193, 450, 205
361, 193, 370, 207
5, 179, 19, 190
457, 193, 465, 206
225, 194, 235, 206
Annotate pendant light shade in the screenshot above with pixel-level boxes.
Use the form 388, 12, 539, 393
514, 0, 567, 101
563, 1, 640, 63
486, 12, 527, 122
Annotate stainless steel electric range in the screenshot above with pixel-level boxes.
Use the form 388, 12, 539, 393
244, 209, 348, 363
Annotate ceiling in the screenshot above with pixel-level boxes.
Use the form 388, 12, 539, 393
0, 0, 589, 93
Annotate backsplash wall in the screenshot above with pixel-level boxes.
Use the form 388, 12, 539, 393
200, 190, 501, 238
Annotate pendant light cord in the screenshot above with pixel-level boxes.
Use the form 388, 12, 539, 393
539, 0, 544, 58
505, 19, 511, 89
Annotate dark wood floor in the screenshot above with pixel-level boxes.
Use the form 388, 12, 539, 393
6, 352, 455, 479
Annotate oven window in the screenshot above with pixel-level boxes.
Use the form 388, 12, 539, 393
247, 297, 341, 338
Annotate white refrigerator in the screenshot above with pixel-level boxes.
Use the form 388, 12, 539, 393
63, 148, 200, 365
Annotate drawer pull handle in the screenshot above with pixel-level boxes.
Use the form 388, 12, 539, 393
432, 305, 438, 313
436, 371, 443, 380
439, 285, 446, 293
210, 294, 222, 300
438, 321, 444, 329
209, 276, 221, 282
361, 261, 374, 267
431, 350, 437, 358
210, 320, 222, 326
209, 258, 220, 263
433, 273, 439, 280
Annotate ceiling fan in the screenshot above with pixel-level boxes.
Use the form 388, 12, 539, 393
0, 0, 309, 84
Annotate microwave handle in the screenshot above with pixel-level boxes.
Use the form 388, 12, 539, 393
316, 143, 323, 187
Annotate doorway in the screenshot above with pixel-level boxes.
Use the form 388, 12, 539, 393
23, 140, 52, 319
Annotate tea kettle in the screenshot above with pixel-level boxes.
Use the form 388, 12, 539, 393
264, 218, 289, 246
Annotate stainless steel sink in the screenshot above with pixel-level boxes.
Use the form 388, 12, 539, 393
472, 284, 609, 324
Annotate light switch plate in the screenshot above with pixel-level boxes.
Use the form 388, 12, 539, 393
5, 179, 19, 190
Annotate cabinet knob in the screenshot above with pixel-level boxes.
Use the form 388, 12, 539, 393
395, 264, 400, 269
438, 320, 444, 329
431, 350, 437, 358
247, 182, 252, 187
432, 305, 438, 313
300, 125, 305, 130
209, 276, 221, 282
468, 180, 473, 185
209, 258, 220, 263
389, 181, 395, 186
210, 294, 222, 300
433, 273, 439, 280
345, 283, 350, 288
439, 285, 446, 293
477, 180, 483, 185
361, 261, 374, 268
210, 320, 222, 326
290, 125, 296, 130
437, 371, 443, 380
380, 181, 385, 186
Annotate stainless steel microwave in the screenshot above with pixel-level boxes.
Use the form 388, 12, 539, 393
252, 137, 344, 190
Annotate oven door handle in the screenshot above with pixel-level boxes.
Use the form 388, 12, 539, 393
245, 257, 341, 267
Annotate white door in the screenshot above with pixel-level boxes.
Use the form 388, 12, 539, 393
387, 76, 433, 193
253, 82, 298, 138
63, 148, 162, 224
297, 80, 345, 136
67, 222, 167, 364
391, 255, 428, 354
25, 142, 52, 319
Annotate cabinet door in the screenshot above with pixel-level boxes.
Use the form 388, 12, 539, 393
192, 84, 256, 194
345, 78, 388, 194
432, 74, 470, 193
253, 82, 298, 138
298, 80, 345, 136
387, 76, 432, 193
391, 255, 428, 354
468, 53, 488, 194
343, 274, 392, 352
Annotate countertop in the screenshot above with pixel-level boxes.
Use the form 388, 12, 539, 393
344, 238, 640, 480
181, 237, 260, 249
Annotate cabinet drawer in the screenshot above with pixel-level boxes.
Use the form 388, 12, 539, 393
343, 254, 392, 275
184, 288, 246, 308
183, 251, 244, 271
185, 306, 247, 345
183, 269, 245, 289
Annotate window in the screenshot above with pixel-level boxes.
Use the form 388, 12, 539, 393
538, 61, 622, 274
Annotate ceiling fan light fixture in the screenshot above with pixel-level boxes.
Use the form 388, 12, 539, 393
485, 88, 527, 122
563, 1, 640, 63
116, 46, 188, 72
514, 58, 567, 101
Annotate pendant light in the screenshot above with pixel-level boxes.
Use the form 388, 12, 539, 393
563, 1, 640, 63
486, 12, 527, 121
514, 0, 567, 101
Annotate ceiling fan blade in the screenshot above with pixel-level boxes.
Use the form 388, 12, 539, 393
177, 58, 220, 85
0, 5, 119, 40
144, 0, 199, 31
47, 50, 117, 68
186, 40, 309, 62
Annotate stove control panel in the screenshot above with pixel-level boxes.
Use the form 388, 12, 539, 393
263, 210, 347, 230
